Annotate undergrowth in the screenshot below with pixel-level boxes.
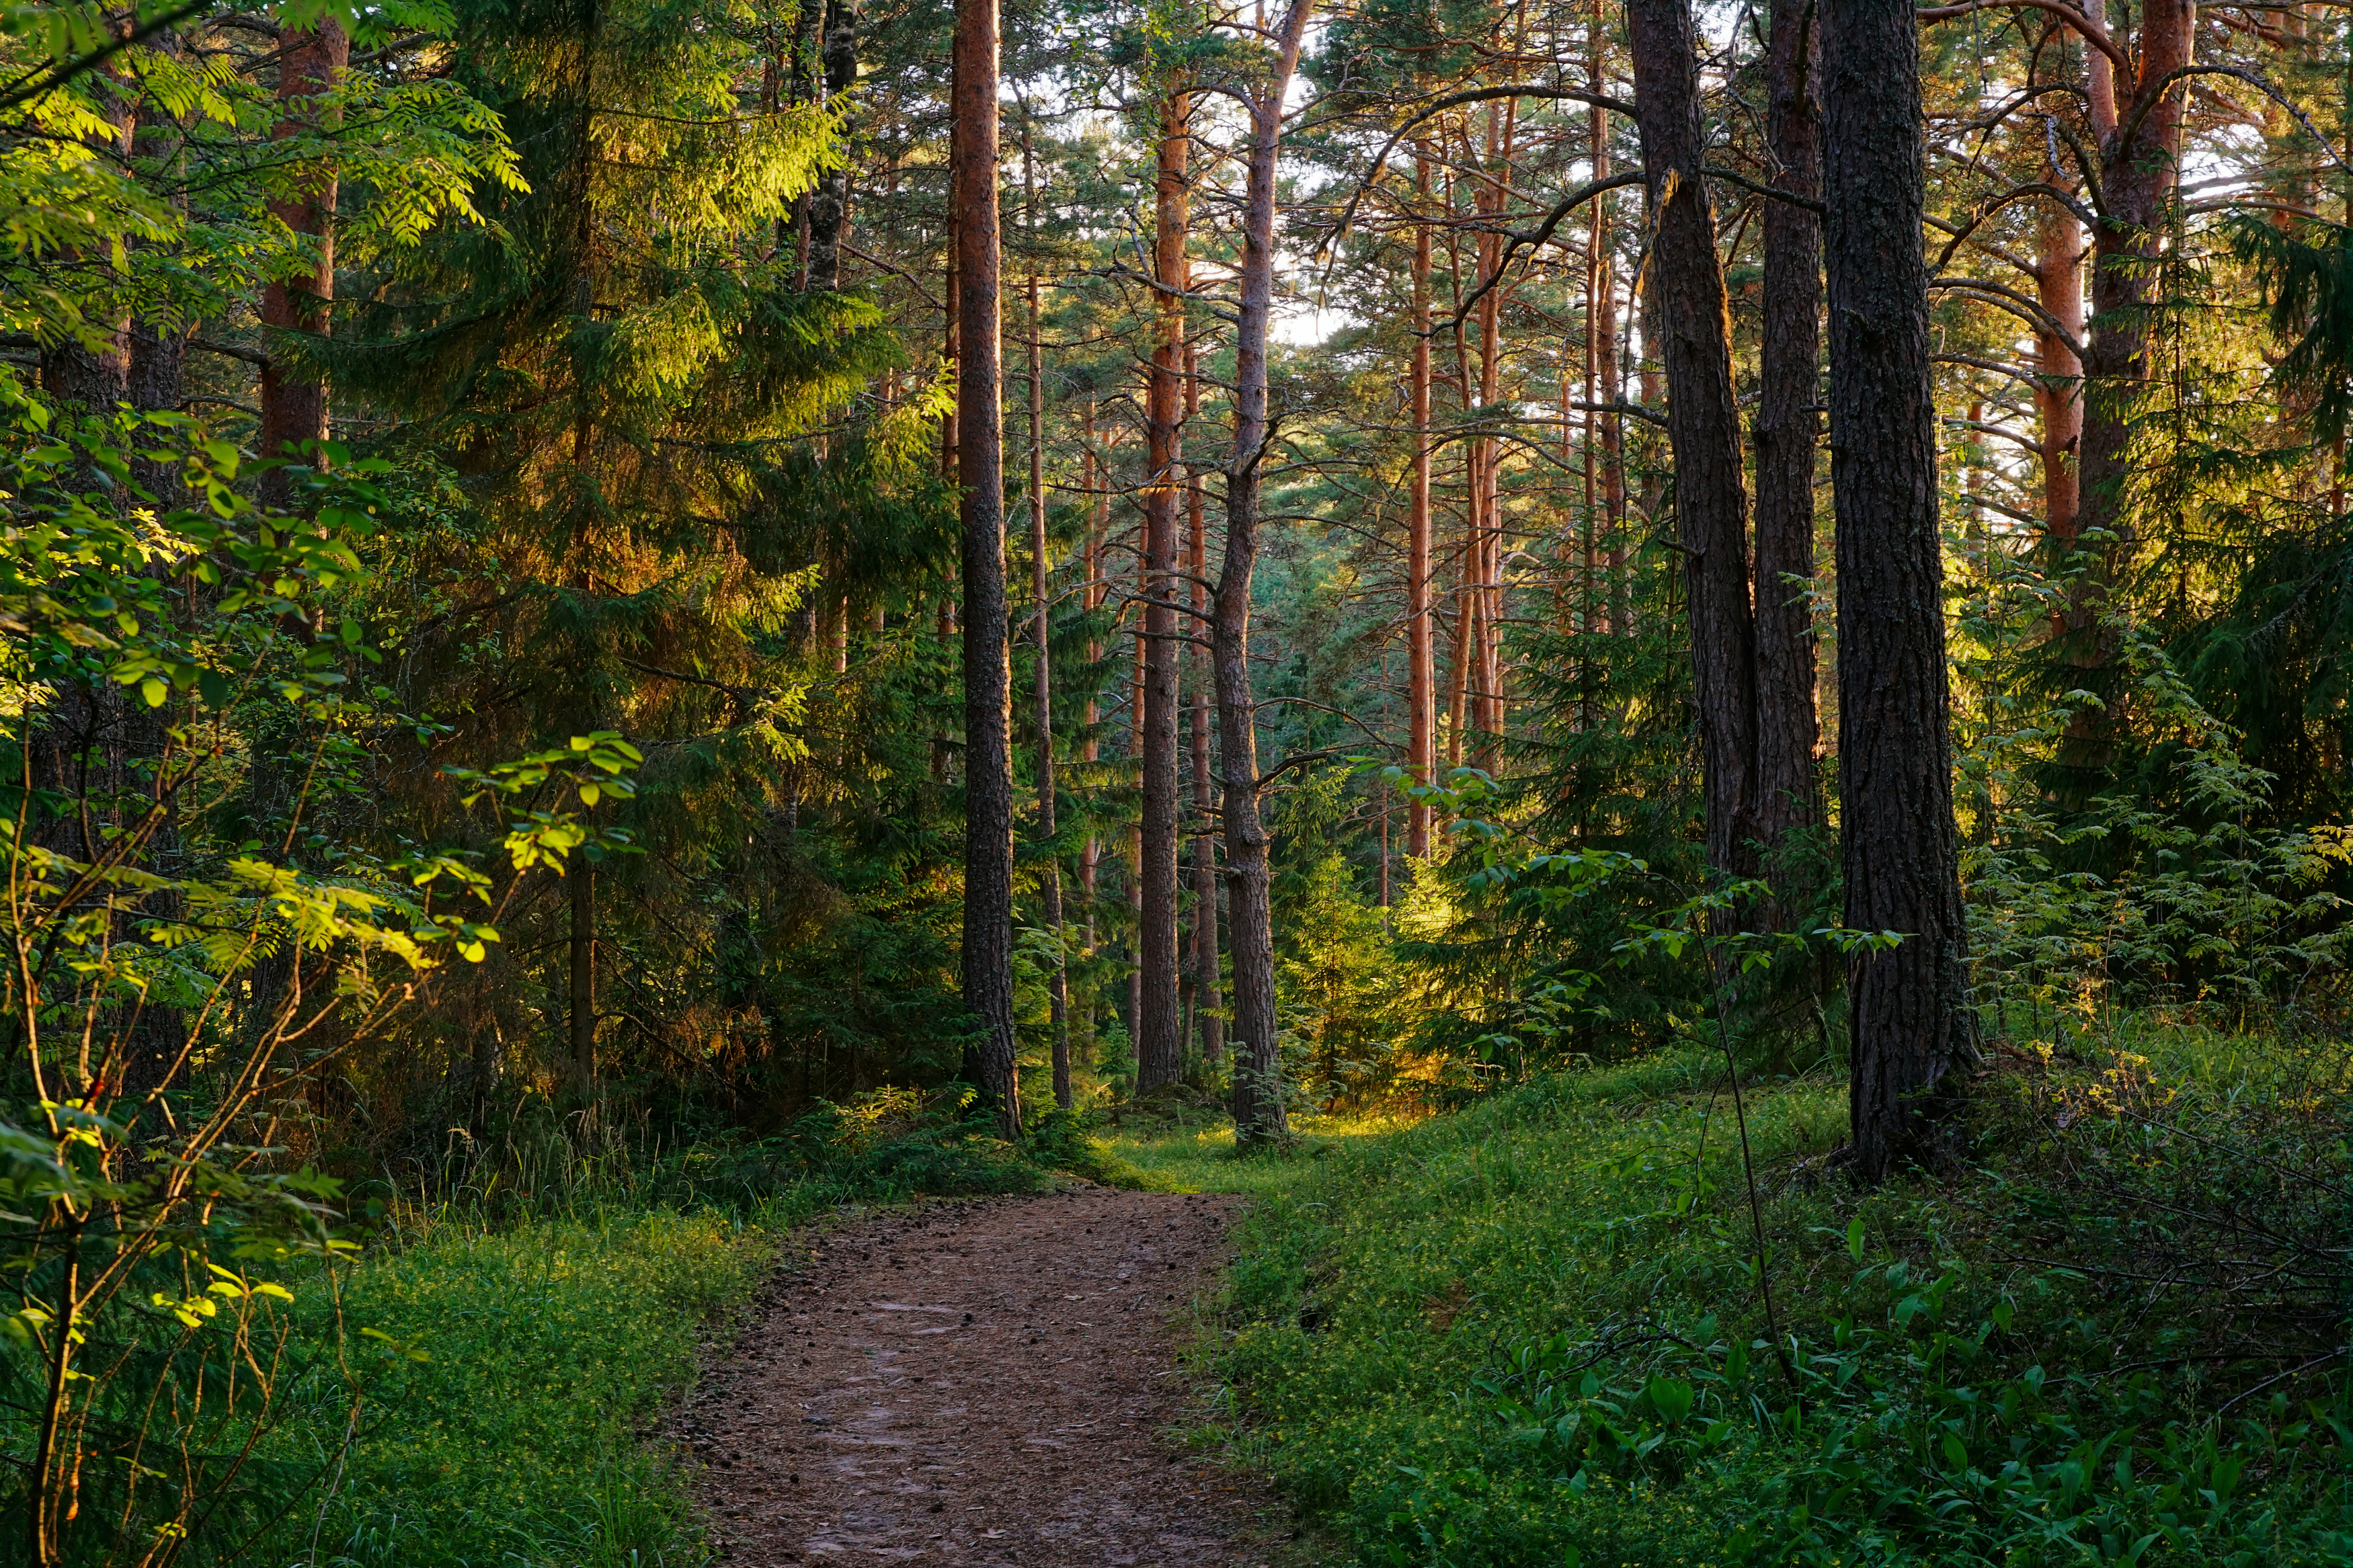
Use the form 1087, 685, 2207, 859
1213, 1030, 2353, 1567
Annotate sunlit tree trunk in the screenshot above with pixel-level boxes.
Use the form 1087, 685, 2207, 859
1218, 0, 1314, 1147
1822, 0, 1973, 1180
955, 0, 1019, 1135
2077, 0, 2191, 589
1406, 143, 1436, 858
1185, 341, 1224, 1065
2034, 142, 2085, 631
1136, 84, 1191, 1094
1025, 124, 1070, 1110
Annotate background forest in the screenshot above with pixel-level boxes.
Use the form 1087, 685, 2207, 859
1, 0, 2349, 1559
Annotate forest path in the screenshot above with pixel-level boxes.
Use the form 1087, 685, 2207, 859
679, 1188, 1285, 1567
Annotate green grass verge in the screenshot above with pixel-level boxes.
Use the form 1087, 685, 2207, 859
284, 1205, 767, 1568
1208, 1037, 2353, 1567
1104, 1104, 1422, 1198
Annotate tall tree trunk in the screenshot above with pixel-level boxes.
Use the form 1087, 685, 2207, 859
1185, 341, 1222, 1065
2075, 0, 2191, 591
1025, 124, 1070, 1110
1590, 0, 1626, 636
1217, 0, 1314, 1148
1627, 0, 1759, 885
1753, 0, 1825, 908
1472, 102, 1517, 757
2034, 144, 2085, 634
1080, 400, 1103, 1050
1821, 0, 1974, 1180
1135, 84, 1191, 1094
257, 21, 348, 509
955, 0, 1019, 1136
806, 0, 859, 288
1406, 144, 1436, 858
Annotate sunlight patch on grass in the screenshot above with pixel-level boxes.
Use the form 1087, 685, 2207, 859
1105, 1105, 1420, 1198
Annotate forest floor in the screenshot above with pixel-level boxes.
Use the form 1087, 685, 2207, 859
677, 1186, 1292, 1567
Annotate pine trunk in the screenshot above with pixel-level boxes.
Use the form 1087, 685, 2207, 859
1218, 0, 1314, 1148
1821, 0, 1974, 1180
1025, 126, 1070, 1110
1186, 343, 1224, 1064
954, 0, 1019, 1136
1406, 145, 1436, 858
1135, 85, 1191, 1094
1626, 0, 1759, 883
1753, 0, 1826, 906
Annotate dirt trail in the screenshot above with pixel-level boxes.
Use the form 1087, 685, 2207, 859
679, 1188, 1282, 1567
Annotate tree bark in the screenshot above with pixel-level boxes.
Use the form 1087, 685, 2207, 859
1821, 0, 1974, 1180
1185, 341, 1222, 1065
1135, 84, 1191, 1094
1626, 0, 1759, 882
1217, 0, 1314, 1148
1080, 400, 1103, 1042
2034, 101, 2086, 636
1590, 0, 1627, 634
2075, 0, 2192, 583
1406, 144, 1436, 858
1753, 0, 1825, 905
257, 21, 348, 509
1025, 124, 1070, 1110
955, 0, 1019, 1136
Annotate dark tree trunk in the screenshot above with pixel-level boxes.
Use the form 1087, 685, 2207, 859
1821, 0, 1974, 1181
257, 21, 348, 509
1753, 0, 1825, 905
805, 0, 859, 289
1217, 0, 1314, 1148
1626, 0, 1759, 882
955, 0, 1019, 1137
1135, 85, 1190, 1094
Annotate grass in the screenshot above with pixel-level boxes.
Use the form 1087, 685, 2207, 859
1200, 1034, 2353, 1567
1103, 1102, 1425, 1198
278, 1204, 770, 1568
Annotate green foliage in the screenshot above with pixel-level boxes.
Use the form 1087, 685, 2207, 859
1214, 1036, 2353, 1567
274, 1207, 766, 1568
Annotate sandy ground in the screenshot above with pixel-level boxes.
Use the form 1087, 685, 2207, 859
678, 1188, 1284, 1567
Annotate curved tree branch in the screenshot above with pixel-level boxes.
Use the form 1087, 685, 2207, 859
1915, 0, 2130, 75
1324, 84, 1639, 253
